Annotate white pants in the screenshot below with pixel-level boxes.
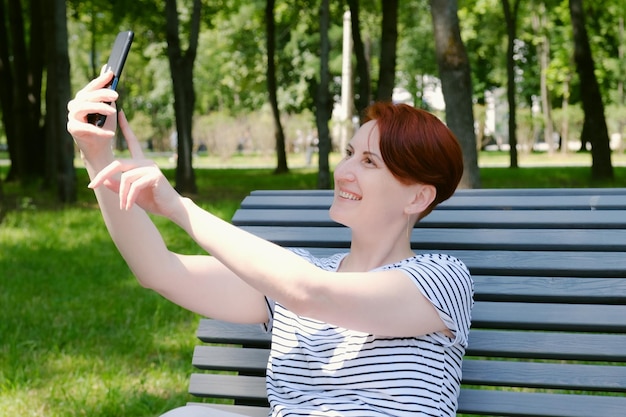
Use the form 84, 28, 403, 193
160, 405, 249, 417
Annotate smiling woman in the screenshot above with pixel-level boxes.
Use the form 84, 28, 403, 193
67, 71, 472, 417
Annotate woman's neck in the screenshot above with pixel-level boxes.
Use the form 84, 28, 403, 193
340, 230, 414, 272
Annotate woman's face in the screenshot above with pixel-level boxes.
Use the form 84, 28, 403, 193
329, 120, 420, 231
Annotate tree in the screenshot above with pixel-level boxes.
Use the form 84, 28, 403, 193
375, 0, 398, 101
165, 0, 201, 194
314, 0, 332, 189
502, 0, 521, 168
569, 0, 613, 180
396, 0, 439, 109
265, 0, 289, 174
43, 0, 75, 202
430, 0, 480, 188
532, 1, 556, 154
347, 0, 372, 119
0, 0, 13, 193
1, 0, 45, 182
0, 0, 74, 202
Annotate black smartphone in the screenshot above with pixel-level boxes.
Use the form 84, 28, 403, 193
87, 30, 134, 127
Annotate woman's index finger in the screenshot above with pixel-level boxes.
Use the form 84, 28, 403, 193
118, 110, 145, 159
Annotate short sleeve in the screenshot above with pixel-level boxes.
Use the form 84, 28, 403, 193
261, 296, 275, 333
394, 254, 474, 347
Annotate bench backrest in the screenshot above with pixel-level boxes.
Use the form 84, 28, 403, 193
190, 188, 626, 417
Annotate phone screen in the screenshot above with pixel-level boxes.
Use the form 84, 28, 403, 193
88, 31, 134, 126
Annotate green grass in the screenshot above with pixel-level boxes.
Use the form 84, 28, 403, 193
0, 164, 321, 417
1, 151, 626, 417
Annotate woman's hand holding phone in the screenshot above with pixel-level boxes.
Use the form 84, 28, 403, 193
87, 30, 133, 127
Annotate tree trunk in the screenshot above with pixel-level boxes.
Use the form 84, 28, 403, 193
347, 0, 371, 121
0, 0, 15, 182
265, 0, 289, 174
165, 0, 200, 194
533, 2, 555, 154
375, 0, 398, 101
430, 0, 480, 189
43, 0, 75, 202
5, 0, 45, 182
502, 0, 521, 168
618, 15, 624, 153
569, 0, 613, 180
560, 70, 571, 154
315, 0, 332, 189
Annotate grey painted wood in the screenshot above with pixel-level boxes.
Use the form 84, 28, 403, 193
188, 188, 626, 416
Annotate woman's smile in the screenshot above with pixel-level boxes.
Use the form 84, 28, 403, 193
337, 190, 362, 201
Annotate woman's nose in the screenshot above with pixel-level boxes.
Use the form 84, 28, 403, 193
334, 159, 356, 182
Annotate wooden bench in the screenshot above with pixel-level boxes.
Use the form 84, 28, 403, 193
186, 188, 626, 417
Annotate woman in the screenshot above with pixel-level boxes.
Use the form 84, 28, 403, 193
67, 71, 473, 417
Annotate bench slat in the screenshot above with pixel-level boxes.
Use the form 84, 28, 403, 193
238, 225, 626, 251
300, 248, 626, 277
249, 188, 626, 197
188, 373, 626, 417
457, 388, 626, 417
192, 346, 626, 392
472, 302, 626, 332
240, 193, 626, 210
467, 329, 626, 361
462, 360, 626, 391
196, 320, 626, 361
232, 208, 626, 228
196, 320, 270, 347
193, 346, 268, 374
189, 373, 266, 402
186, 403, 269, 417
473, 276, 626, 303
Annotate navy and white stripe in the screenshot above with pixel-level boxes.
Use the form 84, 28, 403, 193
264, 250, 474, 416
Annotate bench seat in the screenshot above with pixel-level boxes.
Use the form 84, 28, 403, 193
186, 188, 626, 417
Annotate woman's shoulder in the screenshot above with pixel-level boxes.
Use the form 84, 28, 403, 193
392, 253, 473, 287
385, 252, 469, 272
289, 248, 347, 271
414, 253, 469, 269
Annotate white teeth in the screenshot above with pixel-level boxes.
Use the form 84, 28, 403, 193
339, 191, 361, 201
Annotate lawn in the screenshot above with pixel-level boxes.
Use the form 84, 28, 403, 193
2, 150, 626, 417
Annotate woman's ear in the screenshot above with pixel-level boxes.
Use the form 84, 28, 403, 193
405, 184, 437, 216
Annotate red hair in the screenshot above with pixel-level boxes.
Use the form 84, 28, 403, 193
363, 102, 464, 218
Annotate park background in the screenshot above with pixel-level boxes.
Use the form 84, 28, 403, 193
1, 0, 626, 416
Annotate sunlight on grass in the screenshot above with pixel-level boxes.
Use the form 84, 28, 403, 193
1, 205, 200, 417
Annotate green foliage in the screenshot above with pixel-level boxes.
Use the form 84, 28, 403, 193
60, 0, 625, 165
396, 0, 439, 106
460, 0, 508, 100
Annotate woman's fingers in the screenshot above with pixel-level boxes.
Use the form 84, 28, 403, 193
88, 160, 126, 189
67, 73, 119, 136
120, 168, 159, 210
88, 158, 161, 210
118, 110, 145, 159
76, 70, 115, 97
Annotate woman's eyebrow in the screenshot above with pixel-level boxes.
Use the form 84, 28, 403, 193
363, 150, 382, 161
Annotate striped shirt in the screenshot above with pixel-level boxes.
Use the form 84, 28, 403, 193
264, 250, 474, 417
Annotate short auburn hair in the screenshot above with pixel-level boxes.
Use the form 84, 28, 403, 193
363, 102, 464, 219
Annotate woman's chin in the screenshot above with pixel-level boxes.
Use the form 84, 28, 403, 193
329, 205, 349, 227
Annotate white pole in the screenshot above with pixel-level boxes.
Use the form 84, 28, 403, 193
340, 10, 353, 155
